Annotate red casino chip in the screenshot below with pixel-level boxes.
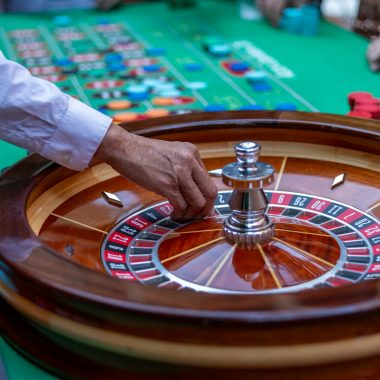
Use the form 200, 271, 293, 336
221, 60, 250, 76
38, 75, 67, 83
354, 104, 380, 119
29, 66, 59, 75
94, 23, 121, 32
347, 111, 372, 119
71, 53, 101, 63
348, 92, 375, 109
16, 42, 46, 51
10, 29, 38, 37
86, 80, 125, 89
172, 96, 196, 105
56, 32, 85, 41
19, 49, 50, 58
112, 43, 142, 52
125, 58, 157, 67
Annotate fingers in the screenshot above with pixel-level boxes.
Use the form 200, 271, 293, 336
176, 173, 206, 221
169, 144, 217, 221
167, 188, 187, 221
173, 166, 217, 222
191, 162, 218, 218
110, 136, 218, 222
193, 147, 207, 171
258, 0, 289, 26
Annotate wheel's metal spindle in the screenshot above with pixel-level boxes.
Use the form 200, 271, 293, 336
222, 142, 275, 247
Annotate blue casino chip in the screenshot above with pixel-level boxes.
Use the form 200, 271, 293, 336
239, 104, 265, 111
204, 104, 227, 112
275, 102, 298, 111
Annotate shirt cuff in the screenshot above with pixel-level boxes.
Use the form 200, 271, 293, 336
41, 96, 112, 171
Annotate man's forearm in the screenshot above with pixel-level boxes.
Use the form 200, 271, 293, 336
0, 51, 112, 170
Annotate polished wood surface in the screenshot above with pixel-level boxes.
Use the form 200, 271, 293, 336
35, 145, 379, 291
0, 111, 380, 379
157, 219, 340, 291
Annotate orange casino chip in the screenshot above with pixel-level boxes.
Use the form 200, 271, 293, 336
113, 112, 138, 123
145, 109, 170, 118
107, 100, 132, 110
152, 97, 174, 106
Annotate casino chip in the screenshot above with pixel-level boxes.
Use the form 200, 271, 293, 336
52, 15, 72, 27
29, 66, 59, 75
113, 112, 138, 122
96, 17, 111, 25
245, 70, 267, 83
152, 97, 174, 106
159, 90, 181, 98
354, 104, 380, 119
229, 61, 250, 73
355, 98, 380, 107
113, 36, 133, 44
239, 104, 265, 111
170, 108, 200, 115
203, 36, 224, 47
184, 63, 202, 72
107, 100, 132, 110
347, 111, 373, 119
107, 62, 127, 72
204, 104, 227, 112
128, 93, 149, 101
142, 78, 165, 88
172, 96, 195, 105
252, 82, 273, 92
208, 44, 231, 57
24, 57, 51, 67
97, 106, 109, 115
105, 53, 123, 63
39, 75, 67, 83
92, 90, 126, 99
348, 92, 378, 109
54, 58, 74, 67
126, 85, 149, 101
275, 102, 298, 111
347, 91, 380, 119
151, 96, 195, 106
145, 109, 170, 118
186, 81, 207, 90
86, 80, 124, 89
146, 47, 165, 56
143, 64, 162, 73
78, 62, 105, 72
152, 82, 177, 92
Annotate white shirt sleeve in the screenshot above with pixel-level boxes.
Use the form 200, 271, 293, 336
0, 51, 112, 171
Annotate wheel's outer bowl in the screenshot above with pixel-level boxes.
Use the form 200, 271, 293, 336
1, 111, 380, 379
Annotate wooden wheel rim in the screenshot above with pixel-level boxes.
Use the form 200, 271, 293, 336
1, 111, 380, 371
1, 111, 380, 318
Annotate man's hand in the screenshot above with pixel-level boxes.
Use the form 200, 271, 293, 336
94, 123, 218, 221
256, 0, 306, 26
367, 37, 380, 72
257, 0, 288, 26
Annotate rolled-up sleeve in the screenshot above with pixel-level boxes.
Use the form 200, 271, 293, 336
0, 51, 112, 170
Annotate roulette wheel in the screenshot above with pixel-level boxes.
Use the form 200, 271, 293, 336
0, 110, 380, 379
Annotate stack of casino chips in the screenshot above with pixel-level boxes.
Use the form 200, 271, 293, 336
347, 92, 380, 120
280, 3, 321, 36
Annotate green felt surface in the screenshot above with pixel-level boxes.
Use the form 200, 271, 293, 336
0, 1, 379, 378
1, 0, 379, 171
0, 337, 56, 380
0, 143, 27, 171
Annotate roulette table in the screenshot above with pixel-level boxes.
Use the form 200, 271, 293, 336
1, 110, 380, 379
1, 0, 380, 170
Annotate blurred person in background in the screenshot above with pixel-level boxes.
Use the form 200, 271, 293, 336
256, 0, 380, 71
0, 0, 124, 12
